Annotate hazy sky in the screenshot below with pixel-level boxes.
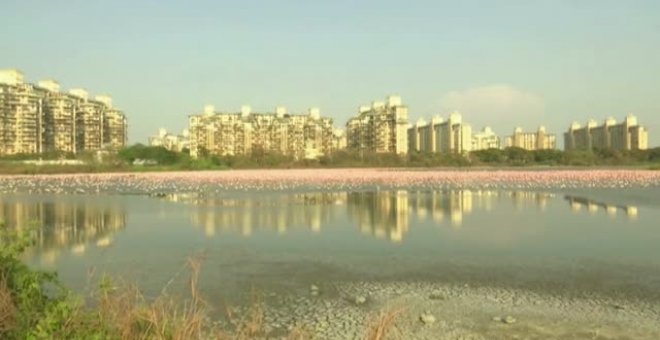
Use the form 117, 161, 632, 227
2, 0, 659, 147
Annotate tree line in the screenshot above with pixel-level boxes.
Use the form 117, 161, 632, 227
114, 144, 660, 169
1, 144, 658, 171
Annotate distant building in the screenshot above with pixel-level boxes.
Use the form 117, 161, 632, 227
471, 126, 501, 151
0, 69, 46, 154
332, 128, 347, 152
39, 80, 77, 153
346, 95, 409, 155
97, 95, 128, 150
564, 114, 648, 151
408, 112, 472, 154
149, 128, 190, 152
504, 126, 556, 150
0, 69, 127, 155
188, 105, 334, 159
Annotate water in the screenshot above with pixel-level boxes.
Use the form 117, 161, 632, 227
2, 188, 660, 337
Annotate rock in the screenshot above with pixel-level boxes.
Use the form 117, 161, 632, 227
310, 284, 319, 291
420, 313, 436, 324
354, 296, 367, 305
311, 290, 319, 296
492, 316, 502, 322
503, 315, 517, 324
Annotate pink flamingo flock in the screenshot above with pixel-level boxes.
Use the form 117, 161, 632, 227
0, 169, 658, 195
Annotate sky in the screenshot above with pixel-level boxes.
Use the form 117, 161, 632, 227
2, 0, 659, 147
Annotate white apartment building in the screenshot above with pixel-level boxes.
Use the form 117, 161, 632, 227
564, 114, 648, 151
188, 105, 335, 159
471, 126, 501, 151
504, 126, 556, 150
0, 69, 127, 155
408, 112, 472, 154
149, 128, 190, 152
346, 95, 409, 155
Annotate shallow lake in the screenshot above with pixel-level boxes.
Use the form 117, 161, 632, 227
2, 187, 660, 338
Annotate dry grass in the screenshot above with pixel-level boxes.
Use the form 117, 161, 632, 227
223, 289, 265, 339
364, 307, 405, 340
0, 276, 16, 334
287, 324, 312, 340
94, 255, 209, 340
3, 249, 402, 340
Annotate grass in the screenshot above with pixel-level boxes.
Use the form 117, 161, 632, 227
1, 229, 403, 339
0, 276, 16, 334
364, 307, 405, 340
90, 255, 212, 340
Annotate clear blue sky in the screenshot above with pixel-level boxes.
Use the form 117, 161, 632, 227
2, 0, 659, 147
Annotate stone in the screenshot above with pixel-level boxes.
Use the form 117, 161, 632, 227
492, 316, 502, 322
310, 284, 319, 291
354, 296, 367, 305
503, 315, 517, 324
420, 313, 436, 324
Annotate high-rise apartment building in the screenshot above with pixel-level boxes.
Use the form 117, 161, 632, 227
408, 112, 472, 154
188, 105, 335, 159
331, 128, 347, 152
0, 69, 127, 155
346, 95, 409, 155
471, 126, 501, 151
149, 128, 190, 152
504, 126, 556, 150
39, 80, 76, 153
0, 70, 46, 154
564, 114, 648, 151
103, 107, 128, 150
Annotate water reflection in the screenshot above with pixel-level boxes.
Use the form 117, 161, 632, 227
347, 191, 409, 242
0, 198, 126, 264
162, 190, 556, 242
565, 195, 639, 219
186, 193, 346, 237
0, 190, 642, 263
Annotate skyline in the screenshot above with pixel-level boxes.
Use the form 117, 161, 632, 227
2, 0, 659, 147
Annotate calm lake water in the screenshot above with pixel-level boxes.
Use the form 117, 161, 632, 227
2, 188, 660, 308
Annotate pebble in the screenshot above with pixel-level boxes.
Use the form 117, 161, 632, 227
503, 315, 517, 324
420, 313, 436, 324
354, 296, 367, 305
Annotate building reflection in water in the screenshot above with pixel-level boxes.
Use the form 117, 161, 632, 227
162, 190, 559, 243
163, 193, 347, 238
564, 195, 638, 220
0, 198, 126, 264
347, 191, 410, 242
